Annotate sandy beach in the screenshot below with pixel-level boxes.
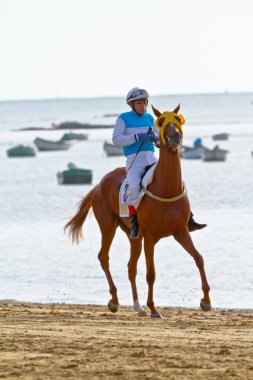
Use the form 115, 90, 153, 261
0, 302, 253, 379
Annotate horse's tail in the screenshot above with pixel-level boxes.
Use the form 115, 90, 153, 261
64, 186, 97, 244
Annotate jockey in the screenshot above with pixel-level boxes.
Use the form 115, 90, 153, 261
112, 87, 157, 239
112, 87, 206, 239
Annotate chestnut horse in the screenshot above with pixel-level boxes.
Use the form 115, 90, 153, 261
65, 105, 211, 318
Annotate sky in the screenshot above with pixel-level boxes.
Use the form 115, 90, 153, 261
0, 0, 253, 101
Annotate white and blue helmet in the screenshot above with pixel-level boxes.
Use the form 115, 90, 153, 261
126, 87, 149, 104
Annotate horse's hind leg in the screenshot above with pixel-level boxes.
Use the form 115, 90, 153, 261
96, 212, 119, 313
174, 229, 211, 311
128, 238, 147, 316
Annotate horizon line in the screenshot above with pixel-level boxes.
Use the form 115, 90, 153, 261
0, 90, 253, 103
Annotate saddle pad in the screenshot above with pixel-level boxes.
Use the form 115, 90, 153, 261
119, 163, 157, 217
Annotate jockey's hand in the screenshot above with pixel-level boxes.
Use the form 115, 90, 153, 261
154, 137, 160, 147
135, 132, 153, 142
150, 132, 157, 142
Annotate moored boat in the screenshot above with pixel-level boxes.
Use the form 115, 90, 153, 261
201, 146, 229, 162
103, 141, 124, 157
6, 145, 36, 157
57, 163, 92, 185
34, 137, 72, 151
60, 132, 88, 141
180, 138, 204, 159
212, 133, 229, 141
180, 145, 202, 159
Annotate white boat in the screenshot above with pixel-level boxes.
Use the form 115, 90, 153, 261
34, 137, 72, 151
180, 138, 204, 159
180, 145, 202, 159
103, 141, 124, 157
212, 133, 229, 141
201, 146, 229, 162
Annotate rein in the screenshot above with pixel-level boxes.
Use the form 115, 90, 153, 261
125, 127, 154, 177
125, 140, 145, 176
142, 187, 186, 202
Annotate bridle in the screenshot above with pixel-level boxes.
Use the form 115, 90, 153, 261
162, 122, 183, 153
141, 120, 185, 203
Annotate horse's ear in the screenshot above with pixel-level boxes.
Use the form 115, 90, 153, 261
158, 117, 165, 127
151, 105, 161, 118
173, 103, 180, 114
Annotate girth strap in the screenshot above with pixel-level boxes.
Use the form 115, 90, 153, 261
142, 187, 186, 202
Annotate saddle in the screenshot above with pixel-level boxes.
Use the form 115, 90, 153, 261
119, 163, 157, 217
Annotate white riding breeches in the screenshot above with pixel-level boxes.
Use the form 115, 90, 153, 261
126, 151, 157, 204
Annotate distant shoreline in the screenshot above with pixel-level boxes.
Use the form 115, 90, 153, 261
14, 124, 114, 131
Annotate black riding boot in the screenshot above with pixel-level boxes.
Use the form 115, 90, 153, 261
129, 214, 139, 240
188, 212, 207, 232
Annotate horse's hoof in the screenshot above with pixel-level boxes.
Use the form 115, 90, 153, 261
133, 300, 147, 317
200, 300, 211, 311
150, 312, 162, 318
108, 301, 118, 313
138, 309, 148, 317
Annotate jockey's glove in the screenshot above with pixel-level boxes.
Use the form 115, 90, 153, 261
135, 132, 154, 143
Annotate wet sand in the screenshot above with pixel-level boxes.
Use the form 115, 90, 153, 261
0, 302, 253, 379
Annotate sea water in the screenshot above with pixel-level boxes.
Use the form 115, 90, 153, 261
0, 93, 253, 309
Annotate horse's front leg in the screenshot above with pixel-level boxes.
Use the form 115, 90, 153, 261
143, 235, 161, 318
174, 228, 211, 311
128, 237, 147, 316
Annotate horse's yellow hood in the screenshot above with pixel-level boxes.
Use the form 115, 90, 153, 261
155, 112, 185, 145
